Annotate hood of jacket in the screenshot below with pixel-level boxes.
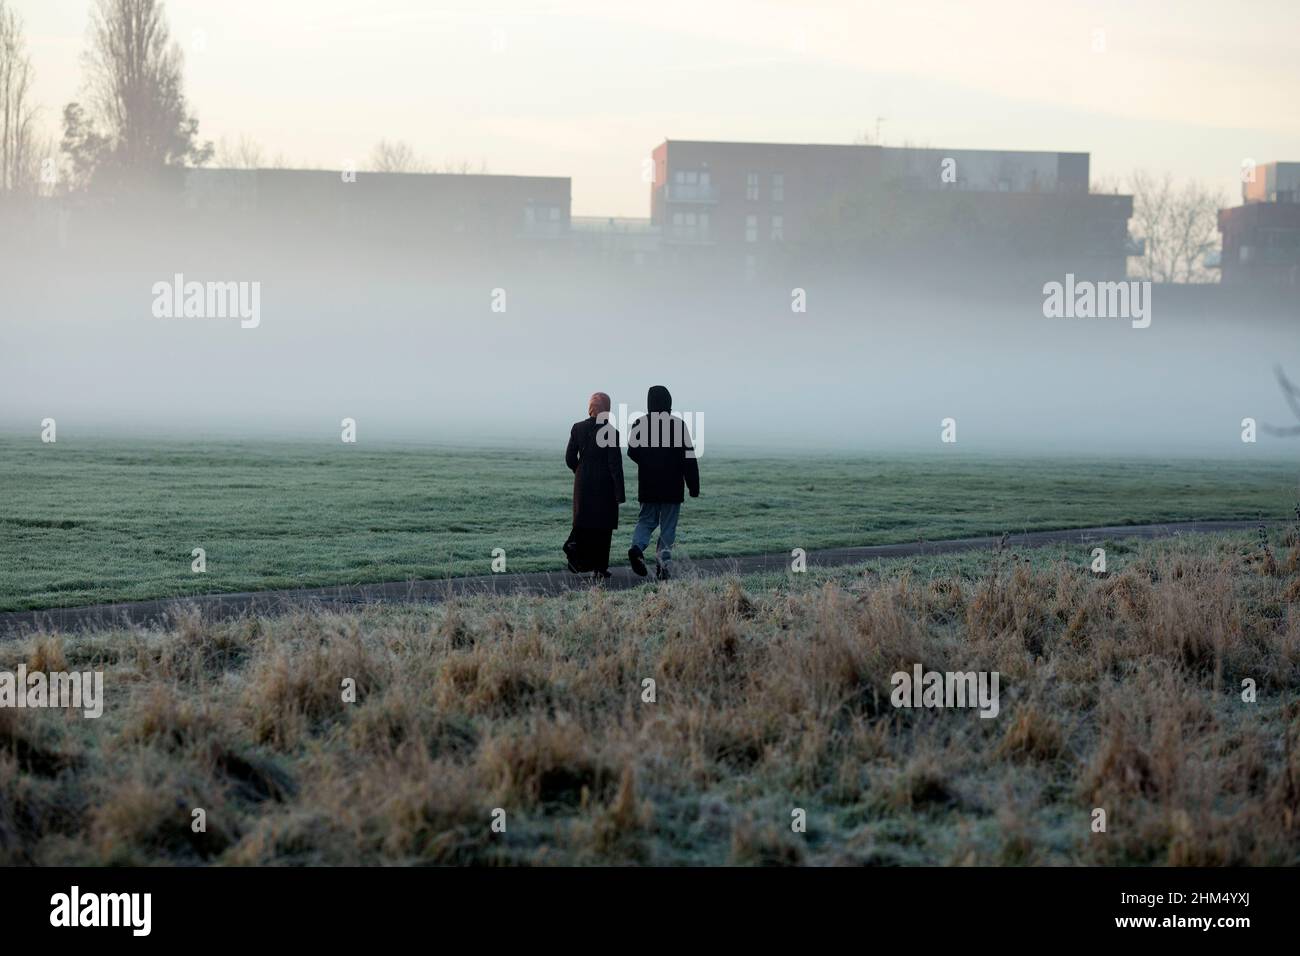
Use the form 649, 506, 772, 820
647, 385, 672, 414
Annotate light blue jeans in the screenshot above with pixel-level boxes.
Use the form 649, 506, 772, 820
631, 502, 681, 565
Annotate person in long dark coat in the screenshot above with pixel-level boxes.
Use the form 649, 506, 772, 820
564, 391, 625, 581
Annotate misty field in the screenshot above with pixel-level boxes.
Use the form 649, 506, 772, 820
2, 529, 1299, 865
1, 435, 1297, 612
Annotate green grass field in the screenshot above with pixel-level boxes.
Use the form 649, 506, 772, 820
1, 434, 1295, 612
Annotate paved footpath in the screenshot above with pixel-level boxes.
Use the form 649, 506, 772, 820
0, 520, 1265, 637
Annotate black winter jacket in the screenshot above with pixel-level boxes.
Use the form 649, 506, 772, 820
626, 386, 700, 504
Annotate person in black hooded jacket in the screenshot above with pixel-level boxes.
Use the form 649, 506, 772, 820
564, 391, 625, 582
626, 385, 699, 580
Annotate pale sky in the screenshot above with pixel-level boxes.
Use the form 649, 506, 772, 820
15, 0, 1300, 215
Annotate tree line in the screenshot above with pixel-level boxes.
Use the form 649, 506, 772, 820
0, 0, 484, 200
0, 0, 1226, 281
0, 0, 208, 197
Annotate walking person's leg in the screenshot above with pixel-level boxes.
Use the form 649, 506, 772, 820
574, 527, 609, 580
564, 526, 587, 573
591, 527, 613, 581
654, 503, 681, 579
628, 503, 658, 577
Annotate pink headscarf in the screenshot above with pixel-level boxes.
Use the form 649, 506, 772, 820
588, 391, 612, 419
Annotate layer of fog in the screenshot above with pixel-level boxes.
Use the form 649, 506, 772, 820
2, 254, 1297, 459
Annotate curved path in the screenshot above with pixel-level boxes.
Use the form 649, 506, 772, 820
0, 520, 1266, 637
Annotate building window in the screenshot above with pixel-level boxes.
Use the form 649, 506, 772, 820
671, 210, 709, 241
671, 168, 712, 200
745, 214, 758, 243
770, 215, 783, 241
771, 172, 784, 202
746, 172, 760, 201
524, 204, 562, 235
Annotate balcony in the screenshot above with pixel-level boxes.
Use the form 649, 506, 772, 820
664, 183, 719, 203
570, 217, 661, 254
571, 217, 658, 235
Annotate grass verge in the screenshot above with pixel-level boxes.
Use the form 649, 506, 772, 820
3, 527, 1299, 865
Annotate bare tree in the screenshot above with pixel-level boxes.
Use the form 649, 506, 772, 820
1128, 170, 1224, 283
26, 130, 57, 195
63, 0, 211, 187
1265, 366, 1300, 438
368, 139, 427, 173
438, 158, 488, 174
0, 0, 38, 194
216, 134, 265, 169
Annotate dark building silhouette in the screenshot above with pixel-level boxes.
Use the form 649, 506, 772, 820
648, 139, 1134, 281
1218, 161, 1300, 287
182, 167, 570, 257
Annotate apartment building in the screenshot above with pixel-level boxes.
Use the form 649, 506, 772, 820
1219, 161, 1300, 287
649, 139, 1133, 279
181, 167, 571, 255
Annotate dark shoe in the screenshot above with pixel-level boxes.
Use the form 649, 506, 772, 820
592, 570, 612, 586
628, 546, 648, 577
655, 563, 671, 581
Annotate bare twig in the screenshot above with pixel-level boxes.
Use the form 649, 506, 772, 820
1263, 365, 1300, 436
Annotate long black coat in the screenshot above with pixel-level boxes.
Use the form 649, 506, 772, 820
566, 417, 625, 529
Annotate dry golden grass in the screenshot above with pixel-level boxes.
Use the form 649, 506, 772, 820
2, 530, 1299, 865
